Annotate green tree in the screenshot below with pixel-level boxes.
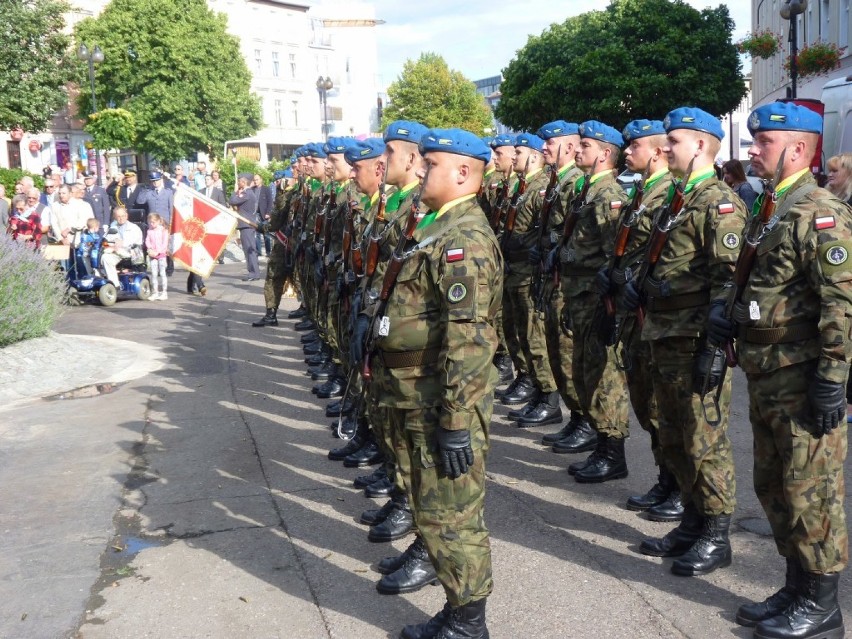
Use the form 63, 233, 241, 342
74, 0, 262, 162
496, 0, 747, 132
0, 0, 77, 132
382, 53, 493, 134
84, 108, 136, 150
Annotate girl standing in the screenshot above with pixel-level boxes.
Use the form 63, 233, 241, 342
145, 213, 169, 300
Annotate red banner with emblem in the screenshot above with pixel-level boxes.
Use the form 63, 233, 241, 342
170, 185, 238, 277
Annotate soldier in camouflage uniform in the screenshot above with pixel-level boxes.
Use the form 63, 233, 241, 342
556, 121, 629, 484
369, 129, 500, 639
251, 168, 296, 327
287, 150, 312, 320
294, 145, 328, 341
628, 108, 746, 577
710, 103, 849, 639
502, 133, 562, 427
602, 120, 681, 520
528, 121, 591, 450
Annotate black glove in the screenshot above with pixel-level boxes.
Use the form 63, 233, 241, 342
528, 245, 541, 266
350, 313, 370, 366
436, 428, 474, 479
257, 221, 270, 234
335, 273, 345, 296
545, 246, 559, 273
692, 346, 725, 395
595, 267, 613, 296
808, 376, 846, 437
623, 279, 642, 311
707, 300, 735, 346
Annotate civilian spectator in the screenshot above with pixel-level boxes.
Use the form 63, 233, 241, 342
826, 153, 852, 204
42, 185, 89, 247
721, 159, 758, 211
201, 174, 226, 205
251, 173, 273, 257
211, 169, 224, 193
77, 218, 103, 276
71, 184, 96, 226
0, 185, 9, 229
145, 213, 170, 300
6, 194, 43, 248
137, 171, 175, 275
229, 176, 259, 281
82, 171, 110, 227
101, 206, 143, 286
24, 189, 47, 224
41, 176, 58, 206
193, 161, 207, 190
169, 165, 190, 189
62, 160, 76, 185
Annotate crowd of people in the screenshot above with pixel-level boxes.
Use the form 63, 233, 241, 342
251, 104, 850, 639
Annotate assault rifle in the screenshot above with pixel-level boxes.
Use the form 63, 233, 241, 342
551, 159, 598, 288
317, 182, 338, 323
531, 147, 561, 313
615, 157, 695, 366
489, 178, 510, 233
500, 156, 531, 269
365, 170, 389, 278
700, 150, 785, 426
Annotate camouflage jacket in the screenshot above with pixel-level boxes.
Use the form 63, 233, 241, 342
617, 169, 673, 279
478, 166, 501, 220
271, 184, 296, 234
368, 183, 425, 293
560, 170, 627, 297
503, 168, 550, 285
375, 196, 503, 427
734, 172, 852, 383
549, 163, 585, 232
641, 172, 747, 341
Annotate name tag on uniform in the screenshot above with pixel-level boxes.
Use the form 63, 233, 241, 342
378, 316, 390, 337
749, 301, 760, 321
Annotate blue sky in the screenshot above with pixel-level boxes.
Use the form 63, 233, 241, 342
370, 1, 753, 90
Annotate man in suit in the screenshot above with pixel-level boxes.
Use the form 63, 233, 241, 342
82, 171, 111, 227
230, 176, 259, 281
202, 174, 226, 205
117, 170, 145, 225
251, 173, 273, 257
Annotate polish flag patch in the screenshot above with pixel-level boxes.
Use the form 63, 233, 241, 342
610, 201, 622, 210
718, 202, 735, 214
447, 248, 465, 262
815, 216, 836, 230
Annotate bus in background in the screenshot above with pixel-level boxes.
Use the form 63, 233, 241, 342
822, 76, 852, 161
223, 139, 298, 166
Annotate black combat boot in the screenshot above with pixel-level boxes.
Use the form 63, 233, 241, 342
754, 572, 845, 639
252, 308, 278, 327
305, 348, 330, 365
516, 391, 562, 427
542, 411, 581, 444
401, 603, 452, 639
737, 557, 803, 627
328, 419, 368, 461
377, 537, 438, 594
378, 536, 422, 575
493, 353, 513, 384
317, 375, 346, 399
309, 360, 337, 380
354, 465, 387, 490
365, 475, 395, 497
506, 390, 541, 420
288, 304, 308, 319
567, 452, 593, 475
552, 417, 597, 454
499, 374, 537, 405
646, 490, 684, 522
434, 598, 489, 639
330, 415, 357, 440
574, 433, 628, 483
360, 498, 397, 526
671, 513, 732, 576
294, 318, 316, 331
627, 466, 675, 511
303, 340, 324, 356
368, 496, 414, 542
640, 502, 704, 557
300, 329, 319, 343
326, 397, 355, 418
343, 435, 383, 468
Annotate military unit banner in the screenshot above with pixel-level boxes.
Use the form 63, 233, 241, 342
170, 184, 238, 277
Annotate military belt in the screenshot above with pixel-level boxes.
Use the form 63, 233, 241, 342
647, 291, 710, 312
380, 347, 442, 369
739, 323, 819, 344
507, 249, 530, 263
560, 265, 597, 277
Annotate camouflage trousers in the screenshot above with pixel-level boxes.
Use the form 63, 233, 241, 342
569, 292, 628, 437
263, 244, 287, 310
501, 287, 527, 376
546, 283, 582, 413
747, 361, 848, 573
505, 283, 555, 392
626, 339, 662, 466
494, 305, 508, 359
395, 399, 493, 606
649, 336, 736, 516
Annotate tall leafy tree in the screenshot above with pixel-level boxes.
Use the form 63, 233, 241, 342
74, 0, 262, 161
382, 53, 493, 134
0, 0, 76, 132
496, 0, 747, 132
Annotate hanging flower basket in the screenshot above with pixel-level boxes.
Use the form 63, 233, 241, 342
737, 29, 782, 59
785, 41, 846, 77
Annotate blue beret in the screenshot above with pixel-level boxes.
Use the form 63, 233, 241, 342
481, 136, 494, 147
344, 138, 386, 164
272, 169, 291, 180
419, 128, 491, 163
515, 133, 545, 152
537, 120, 580, 140
384, 120, 428, 144
579, 121, 624, 148
149, 171, 163, 180
490, 134, 515, 149
323, 137, 356, 155
304, 143, 328, 159
664, 107, 724, 140
747, 101, 823, 135
622, 119, 666, 142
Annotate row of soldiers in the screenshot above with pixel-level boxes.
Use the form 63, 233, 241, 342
254, 101, 848, 639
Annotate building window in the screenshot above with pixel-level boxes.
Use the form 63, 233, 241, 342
289, 53, 297, 79
254, 48, 262, 74
274, 99, 282, 126
821, 0, 830, 39
807, 3, 816, 44
292, 101, 299, 128
842, 0, 850, 48
272, 51, 279, 77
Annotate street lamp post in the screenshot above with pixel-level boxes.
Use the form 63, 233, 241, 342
316, 76, 333, 141
781, 0, 809, 99
77, 43, 105, 184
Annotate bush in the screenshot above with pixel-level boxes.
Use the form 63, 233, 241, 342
0, 234, 66, 347
0, 168, 46, 197
217, 157, 273, 197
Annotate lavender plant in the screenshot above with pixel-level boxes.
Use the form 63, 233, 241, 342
0, 234, 66, 347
